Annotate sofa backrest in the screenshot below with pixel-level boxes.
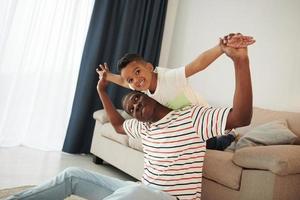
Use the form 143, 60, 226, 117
237, 107, 300, 137
93, 109, 132, 124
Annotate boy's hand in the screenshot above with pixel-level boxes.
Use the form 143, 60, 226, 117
222, 33, 255, 48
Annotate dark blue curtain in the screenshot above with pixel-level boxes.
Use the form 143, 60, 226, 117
63, 0, 168, 153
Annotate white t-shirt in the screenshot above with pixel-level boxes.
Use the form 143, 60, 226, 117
144, 67, 209, 109
123, 105, 231, 200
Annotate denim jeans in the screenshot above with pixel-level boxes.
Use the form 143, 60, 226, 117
7, 167, 176, 200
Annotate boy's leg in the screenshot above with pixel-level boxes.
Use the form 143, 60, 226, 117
7, 167, 135, 200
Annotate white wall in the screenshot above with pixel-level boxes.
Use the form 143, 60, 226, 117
159, 0, 300, 112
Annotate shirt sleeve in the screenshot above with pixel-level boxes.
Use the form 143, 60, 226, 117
191, 106, 231, 141
122, 119, 143, 139
164, 66, 188, 87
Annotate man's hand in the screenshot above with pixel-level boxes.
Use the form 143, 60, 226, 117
97, 63, 110, 77
222, 33, 255, 48
96, 65, 126, 134
96, 64, 109, 94
96, 62, 130, 89
220, 38, 249, 62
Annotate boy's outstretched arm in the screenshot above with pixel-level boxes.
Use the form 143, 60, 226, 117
96, 71, 126, 134
222, 42, 253, 130
185, 42, 224, 78
185, 33, 255, 78
97, 63, 130, 89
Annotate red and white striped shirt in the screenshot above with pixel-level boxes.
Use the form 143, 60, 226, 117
123, 105, 230, 200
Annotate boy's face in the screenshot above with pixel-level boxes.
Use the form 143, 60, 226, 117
123, 92, 156, 122
120, 61, 153, 91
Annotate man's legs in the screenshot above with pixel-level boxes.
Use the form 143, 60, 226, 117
7, 167, 135, 200
104, 184, 177, 200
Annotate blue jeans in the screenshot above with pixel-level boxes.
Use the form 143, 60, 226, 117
7, 167, 176, 200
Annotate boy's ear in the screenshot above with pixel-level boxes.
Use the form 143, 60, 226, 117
145, 62, 154, 71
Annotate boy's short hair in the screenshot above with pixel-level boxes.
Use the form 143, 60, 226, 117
117, 53, 145, 72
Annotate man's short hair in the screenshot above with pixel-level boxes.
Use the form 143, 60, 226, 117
117, 53, 145, 72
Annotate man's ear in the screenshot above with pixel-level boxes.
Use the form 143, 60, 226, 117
145, 62, 154, 71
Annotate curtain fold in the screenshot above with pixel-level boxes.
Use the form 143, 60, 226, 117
63, 0, 168, 153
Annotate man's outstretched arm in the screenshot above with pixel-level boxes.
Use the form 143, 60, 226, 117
222, 42, 253, 130
97, 63, 130, 89
96, 74, 126, 134
185, 33, 255, 78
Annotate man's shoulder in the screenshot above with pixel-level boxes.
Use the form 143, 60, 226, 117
175, 105, 207, 112
124, 118, 142, 124
169, 105, 197, 118
123, 118, 140, 126
124, 118, 150, 127
174, 105, 212, 118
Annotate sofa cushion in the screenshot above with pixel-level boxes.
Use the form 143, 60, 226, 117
233, 120, 297, 150
233, 145, 300, 175
99, 123, 129, 146
93, 109, 132, 124
236, 107, 300, 137
203, 150, 242, 190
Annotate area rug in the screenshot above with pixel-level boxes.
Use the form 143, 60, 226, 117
0, 185, 85, 200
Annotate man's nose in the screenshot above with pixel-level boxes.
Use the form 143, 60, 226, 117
133, 102, 141, 113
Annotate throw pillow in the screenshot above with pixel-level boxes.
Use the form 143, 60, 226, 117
234, 120, 297, 150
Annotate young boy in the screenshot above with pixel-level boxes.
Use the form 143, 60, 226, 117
97, 33, 255, 150
96, 33, 254, 109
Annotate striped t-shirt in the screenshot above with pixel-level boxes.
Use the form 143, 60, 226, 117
123, 105, 231, 200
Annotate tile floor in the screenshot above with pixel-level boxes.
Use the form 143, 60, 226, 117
0, 146, 136, 189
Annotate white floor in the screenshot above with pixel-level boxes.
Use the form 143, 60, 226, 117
0, 146, 136, 189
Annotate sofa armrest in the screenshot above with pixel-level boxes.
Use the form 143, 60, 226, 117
93, 109, 132, 124
232, 145, 300, 175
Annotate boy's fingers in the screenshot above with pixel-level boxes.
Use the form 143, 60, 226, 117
227, 38, 255, 45
243, 36, 254, 40
228, 33, 235, 39
227, 40, 255, 48
230, 35, 254, 41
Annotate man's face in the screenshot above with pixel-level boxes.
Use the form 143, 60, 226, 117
123, 92, 156, 122
120, 61, 153, 91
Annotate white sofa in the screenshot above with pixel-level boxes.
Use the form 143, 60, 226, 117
90, 107, 300, 200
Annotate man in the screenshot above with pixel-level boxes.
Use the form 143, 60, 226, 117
97, 39, 252, 199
